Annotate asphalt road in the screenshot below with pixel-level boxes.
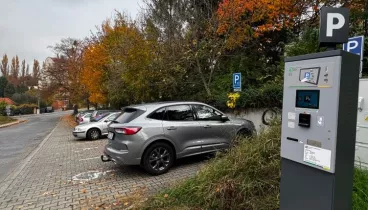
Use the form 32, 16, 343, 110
0, 111, 70, 183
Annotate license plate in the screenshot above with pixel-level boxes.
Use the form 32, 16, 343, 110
107, 132, 114, 140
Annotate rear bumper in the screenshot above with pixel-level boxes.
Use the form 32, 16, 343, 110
103, 144, 141, 165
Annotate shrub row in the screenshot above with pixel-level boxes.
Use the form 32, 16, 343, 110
11, 104, 37, 115
211, 82, 283, 110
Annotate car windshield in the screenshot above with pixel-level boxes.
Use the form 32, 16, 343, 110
83, 113, 92, 118
91, 113, 109, 122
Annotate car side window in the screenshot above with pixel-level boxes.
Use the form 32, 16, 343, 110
164, 105, 194, 121
148, 108, 165, 120
192, 105, 222, 121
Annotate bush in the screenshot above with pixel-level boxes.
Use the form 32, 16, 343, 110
140, 123, 368, 210
15, 104, 37, 115
0, 101, 7, 116
141, 123, 281, 210
11, 93, 38, 104
231, 82, 283, 109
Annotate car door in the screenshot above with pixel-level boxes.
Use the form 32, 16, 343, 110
192, 104, 232, 151
162, 105, 203, 158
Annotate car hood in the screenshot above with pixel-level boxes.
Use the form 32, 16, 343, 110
229, 117, 255, 127
229, 117, 247, 125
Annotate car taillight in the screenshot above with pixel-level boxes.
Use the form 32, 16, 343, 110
79, 117, 83, 122
115, 127, 142, 135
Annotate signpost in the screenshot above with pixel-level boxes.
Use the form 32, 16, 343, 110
233, 73, 241, 92
343, 36, 365, 77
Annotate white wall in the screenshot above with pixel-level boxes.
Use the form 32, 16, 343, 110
226, 108, 272, 132
355, 79, 368, 168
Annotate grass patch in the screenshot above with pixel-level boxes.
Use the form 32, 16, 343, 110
140, 124, 281, 210
138, 123, 368, 210
0, 116, 16, 125
353, 167, 368, 209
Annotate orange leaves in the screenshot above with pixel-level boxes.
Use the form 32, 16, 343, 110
81, 42, 109, 104
79, 12, 156, 105
217, 0, 299, 49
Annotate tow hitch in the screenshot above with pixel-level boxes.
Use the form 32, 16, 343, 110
101, 155, 112, 162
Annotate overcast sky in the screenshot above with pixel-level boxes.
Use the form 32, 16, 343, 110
0, 0, 142, 70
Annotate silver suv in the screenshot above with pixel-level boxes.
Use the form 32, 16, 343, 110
101, 101, 255, 175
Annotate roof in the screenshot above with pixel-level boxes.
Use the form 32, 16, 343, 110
0, 98, 16, 105
127, 101, 207, 111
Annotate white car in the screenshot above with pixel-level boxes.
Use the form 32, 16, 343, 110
73, 112, 121, 140
77, 112, 92, 125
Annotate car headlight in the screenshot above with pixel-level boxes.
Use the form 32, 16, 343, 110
74, 127, 83, 132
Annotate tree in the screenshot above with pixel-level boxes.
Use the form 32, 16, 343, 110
4, 83, 15, 97
43, 38, 86, 104
0, 54, 8, 77
21, 60, 26, 84
81, 41, 109, 105
32, 59, 40, 79
216, 0, 298, 50
15, 55, 20, 78
26, 64, 30, 76
0, 76, 8, 97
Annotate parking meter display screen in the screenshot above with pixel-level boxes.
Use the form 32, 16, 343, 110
296, 90, 320, 109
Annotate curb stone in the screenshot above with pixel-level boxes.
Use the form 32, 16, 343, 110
0, 119, 27, 129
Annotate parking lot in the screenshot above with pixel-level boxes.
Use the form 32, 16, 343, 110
0, 117, 205, 210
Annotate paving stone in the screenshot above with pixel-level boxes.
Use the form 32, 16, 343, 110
0, 119, 203, 209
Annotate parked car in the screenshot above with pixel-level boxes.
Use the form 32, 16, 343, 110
90, 110, 113, 120
73, 112, 121, 140
46, 106, 54, 113
77, 112, 93, 125
101, 101, 255, 175
75, 110, 94, 122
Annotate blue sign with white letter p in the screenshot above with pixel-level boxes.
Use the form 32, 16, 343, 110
233, 73, 241, 92
343, 36, 364, 60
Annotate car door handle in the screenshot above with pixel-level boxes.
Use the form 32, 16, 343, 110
203, 125, 211, 128
167, 126, 177, 130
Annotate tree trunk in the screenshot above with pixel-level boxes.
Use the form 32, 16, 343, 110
196, 57, 211, 96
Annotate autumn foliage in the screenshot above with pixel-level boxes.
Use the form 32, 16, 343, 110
217, 0, 298, 49
41, 0, 367, 109
81, 42, 109, 104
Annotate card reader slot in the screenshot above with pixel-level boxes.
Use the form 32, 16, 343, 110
286, 137, 299, 142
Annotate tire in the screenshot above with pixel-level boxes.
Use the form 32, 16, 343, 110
237, 129, 252, 138
87, 128, 100, 140
142, 142, 174, 175
262, 109, 277, 125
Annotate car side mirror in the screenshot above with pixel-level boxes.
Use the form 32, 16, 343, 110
221, 115, 229, 122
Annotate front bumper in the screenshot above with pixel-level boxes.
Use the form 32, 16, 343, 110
72, 131, 86, 139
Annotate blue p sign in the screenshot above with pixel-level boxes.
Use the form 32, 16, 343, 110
233, 73, 241, 92
343, 36, 364, 77
343, 36, 364, 59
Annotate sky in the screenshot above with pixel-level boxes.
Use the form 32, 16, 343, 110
0, 0, 142, 70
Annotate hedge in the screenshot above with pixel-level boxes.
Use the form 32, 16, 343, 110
11, 104, 37, 115
212, 82, 283, 110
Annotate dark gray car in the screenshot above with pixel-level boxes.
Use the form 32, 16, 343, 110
101, 101, 255, 175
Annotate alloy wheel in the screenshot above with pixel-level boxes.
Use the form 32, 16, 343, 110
149, 147, 170, 171
90, 130, 99, 140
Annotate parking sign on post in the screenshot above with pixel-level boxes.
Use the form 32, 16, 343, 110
343, 36, 364, 77
233, 73, 241, 92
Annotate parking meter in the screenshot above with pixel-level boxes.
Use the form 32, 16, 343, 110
279, 50, 360, 210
